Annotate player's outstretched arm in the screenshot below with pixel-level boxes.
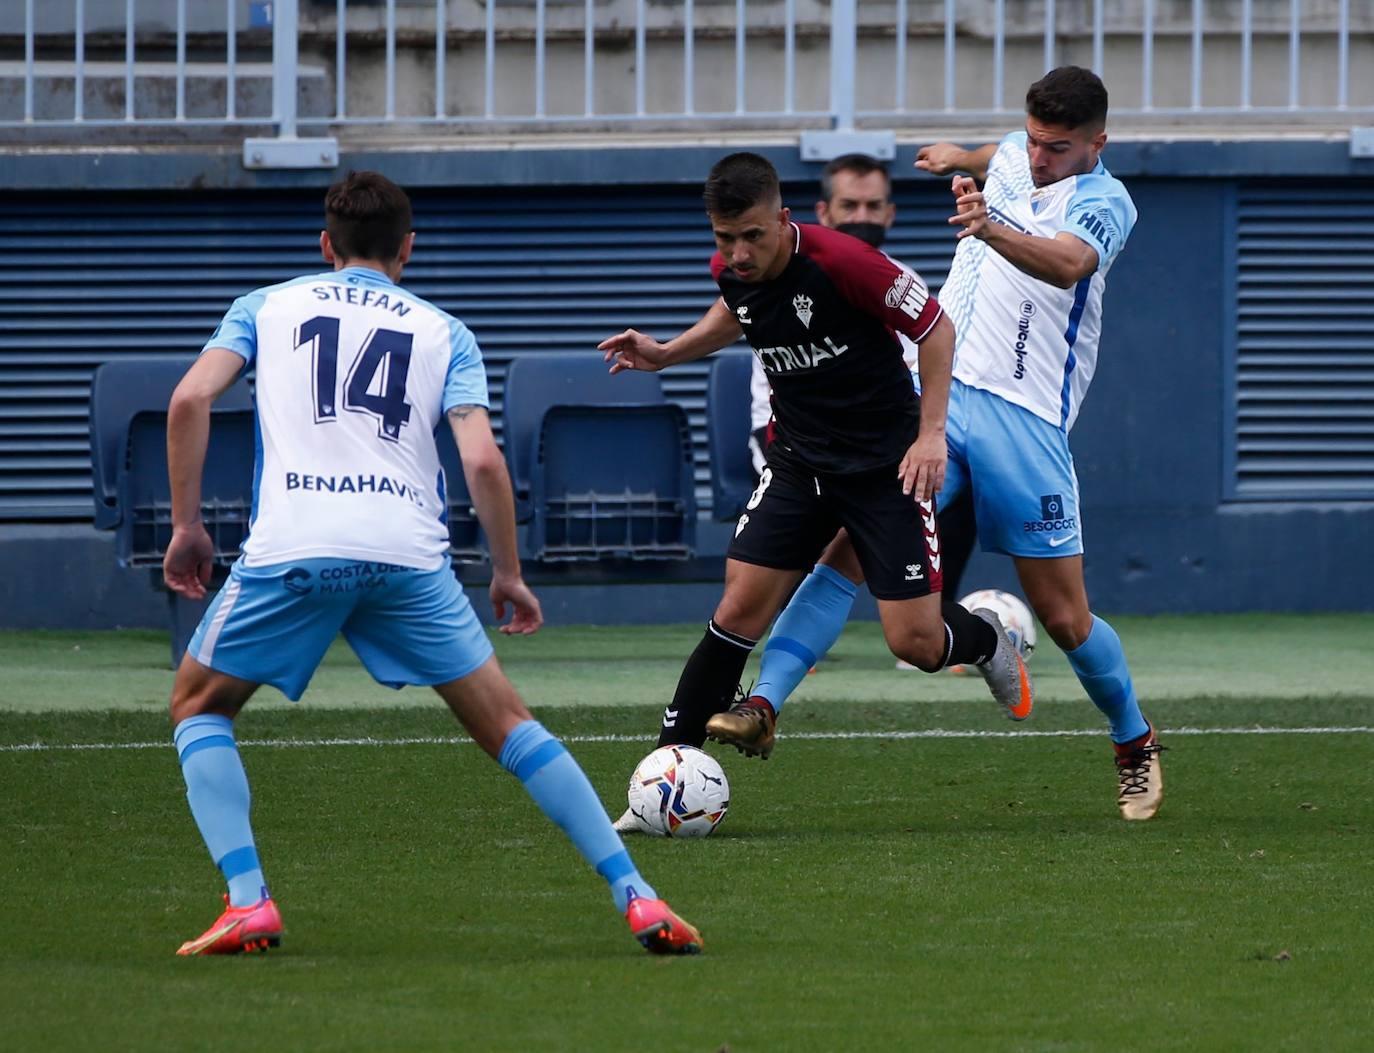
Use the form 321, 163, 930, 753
448, 404, 543, 635
899, 312, 954, 502
599, 298, 742, 375
163, 348, 247, 599
948, 175, 1099, 288
916, 142, 998, 183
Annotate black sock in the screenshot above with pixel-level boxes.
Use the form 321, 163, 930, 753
941, 602, 998, 667
658, 620, 757, 747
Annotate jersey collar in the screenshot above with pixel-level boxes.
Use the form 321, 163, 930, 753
336, 265, 398, 286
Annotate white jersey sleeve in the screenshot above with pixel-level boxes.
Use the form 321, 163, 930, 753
204, 266, 487, 571
941, 131, 1137, 431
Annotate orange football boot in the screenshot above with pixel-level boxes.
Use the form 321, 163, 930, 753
176, 894, 283, 956
626, 895, 703, 955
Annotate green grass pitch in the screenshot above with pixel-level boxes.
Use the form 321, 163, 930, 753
3, 614, 1373, 1051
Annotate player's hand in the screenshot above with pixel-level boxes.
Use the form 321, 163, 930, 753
598, 329, 669, 374
897, 431, 946, 502
915, 142, 966, 176
163, 524, 214, 600
490, 572, 543, 636
948, 175, 991, 241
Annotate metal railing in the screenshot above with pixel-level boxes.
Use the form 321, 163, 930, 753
3, 0, 1371, 147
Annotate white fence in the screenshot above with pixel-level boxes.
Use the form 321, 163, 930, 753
3, 0, 1372, 147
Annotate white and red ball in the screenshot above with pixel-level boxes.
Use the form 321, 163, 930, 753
960, 588, 1038, 660
626, 745, 730, 838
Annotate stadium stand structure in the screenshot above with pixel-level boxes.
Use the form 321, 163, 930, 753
89, 357, 253, 532
705, 350, 756, 521
530, 403, 696, 562
433, 423, 486, 565
89, 358, 258, 662
86, 352, 708, 655
500, 352, 665, 522
1, 4, 1370, 630
117, 408, 255, 572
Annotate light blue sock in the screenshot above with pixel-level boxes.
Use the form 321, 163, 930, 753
174, 714, 267, 908
1065, 615, 1150, 744
755, 563, 858, 714
498, 720, 656, 913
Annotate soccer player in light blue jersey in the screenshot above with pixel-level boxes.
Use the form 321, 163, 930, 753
164, 171, 701, 955
745, 67, 1164, 820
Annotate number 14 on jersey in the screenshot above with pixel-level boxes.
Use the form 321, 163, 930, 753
295, 315, 414, 442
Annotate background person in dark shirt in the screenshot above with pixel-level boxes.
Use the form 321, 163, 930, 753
599, 153, 1032, 802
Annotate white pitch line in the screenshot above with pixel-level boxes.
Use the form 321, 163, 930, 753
2, 725, 1372, 754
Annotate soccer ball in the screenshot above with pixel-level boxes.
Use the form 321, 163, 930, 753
960, 588, 1037, 660
626, 745, 730, 838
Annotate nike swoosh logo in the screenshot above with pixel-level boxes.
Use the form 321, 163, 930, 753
1047, 533, 1077, 548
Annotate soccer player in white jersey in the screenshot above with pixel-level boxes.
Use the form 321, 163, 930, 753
163, 171, 701, 955
754, 67, 1165, 821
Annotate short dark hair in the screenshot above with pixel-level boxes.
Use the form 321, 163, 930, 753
703, 152, 781, 217
1025, 66, 1109, 130
324, 170, 413, 263
820, 153, 891, 202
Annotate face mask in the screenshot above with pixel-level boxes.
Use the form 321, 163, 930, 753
833, 221, 887, 248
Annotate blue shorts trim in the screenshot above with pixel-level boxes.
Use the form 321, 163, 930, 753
187, 558, 494, 700
935, 378, 1085, 558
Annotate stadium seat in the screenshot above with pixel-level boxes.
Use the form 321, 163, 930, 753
528, 403, 696, 562
501, 352, 664, 522
706, 350, 756, 520
433, 424, 486, 564
115, 407, 256, 667
89, 357, 253, 531
115, 409, 256, 570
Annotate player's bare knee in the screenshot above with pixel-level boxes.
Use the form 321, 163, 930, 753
169, 684, 226, 726
885, 629, 945, 673
711, 598, 769, 641
1040, 610, 1090, 650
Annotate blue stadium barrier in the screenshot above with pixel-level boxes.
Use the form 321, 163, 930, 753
706, 350, 756, 520
502, 352, 664, 522
529, 404, 697, 562
89, 357, 253, 530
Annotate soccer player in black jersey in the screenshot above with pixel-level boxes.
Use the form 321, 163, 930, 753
599, 153, 1033, 784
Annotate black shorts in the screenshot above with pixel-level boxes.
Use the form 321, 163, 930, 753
727, 441, 944, 600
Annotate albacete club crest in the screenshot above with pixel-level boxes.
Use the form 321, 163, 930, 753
792, 293, 814, 328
